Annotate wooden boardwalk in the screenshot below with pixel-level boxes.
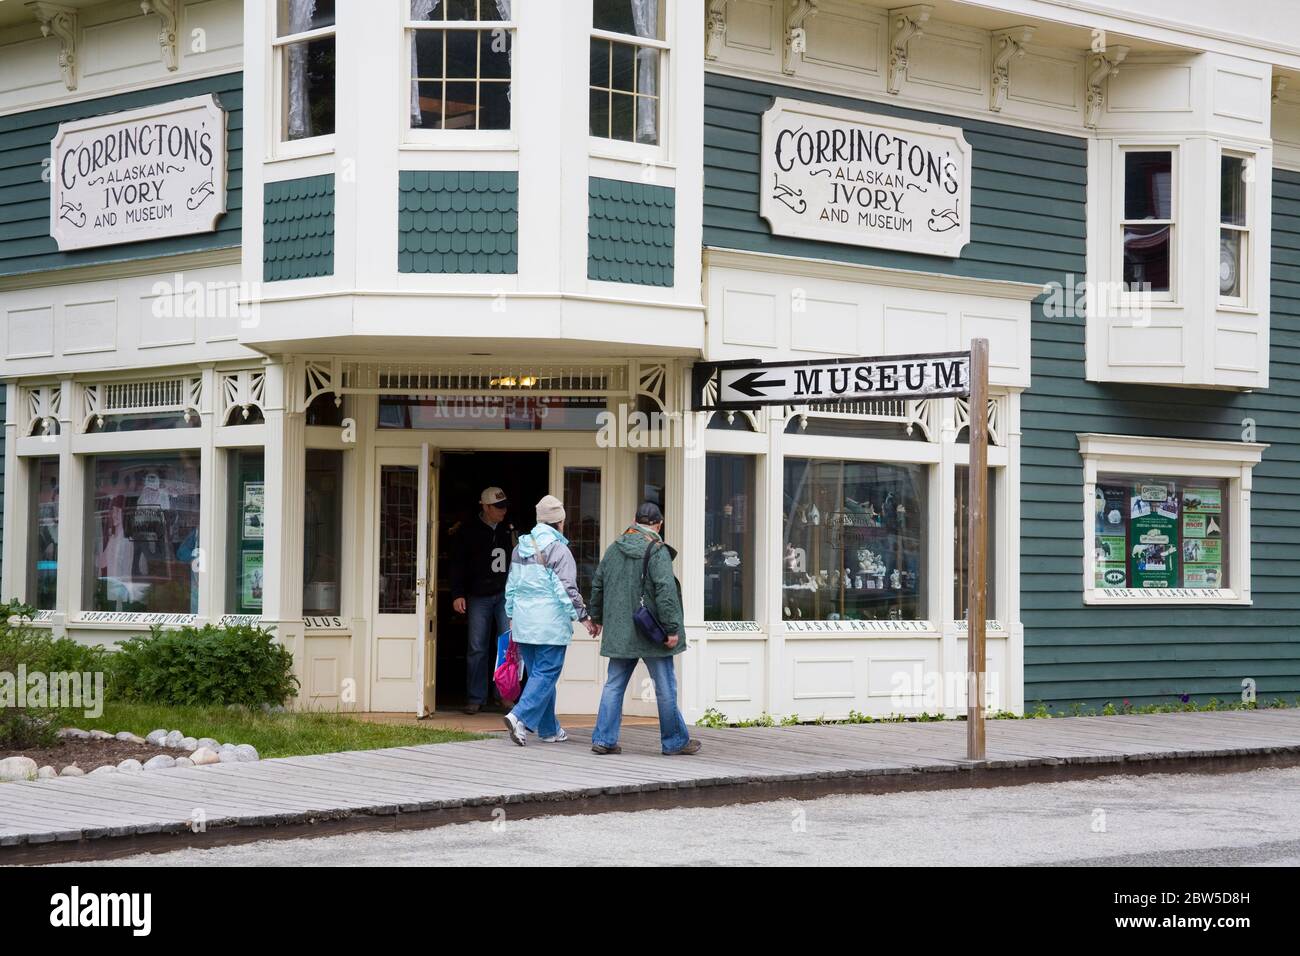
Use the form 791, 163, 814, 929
4, 709, 1300, 861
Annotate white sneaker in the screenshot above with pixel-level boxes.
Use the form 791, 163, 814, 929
503, 712, 527, 746
540, 728, 569, 743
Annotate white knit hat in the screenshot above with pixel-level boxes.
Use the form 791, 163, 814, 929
536, 494, 565, 524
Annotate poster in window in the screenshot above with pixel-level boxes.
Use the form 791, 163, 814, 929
1128, 483, 1179, 587
242, 481, 265, 541
1094, 484, 1129, 586
240, 550, 264, 609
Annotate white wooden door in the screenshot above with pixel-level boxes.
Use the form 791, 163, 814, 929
415, 444, 438, 717
371, 448, 422, 713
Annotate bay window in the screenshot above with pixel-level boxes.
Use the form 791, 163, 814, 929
408, 0, 514, 131
782, 459, 928, 622
590, 0, 665, 146
277, 0, 336, 142
1121, 149, 1174, 294
83, 452, 202, 614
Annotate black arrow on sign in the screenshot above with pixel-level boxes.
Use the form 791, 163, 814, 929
729, 371, 787, 397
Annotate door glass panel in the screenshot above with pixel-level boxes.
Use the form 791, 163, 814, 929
379, 465, 419, 614
563, 466, 601, 598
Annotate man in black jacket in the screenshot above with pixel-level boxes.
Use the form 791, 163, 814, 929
450, 487, 514, 714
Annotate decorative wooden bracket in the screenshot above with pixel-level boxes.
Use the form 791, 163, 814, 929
887, 5, 931, 95
705, 0, 727, 61
782, 0, 818, 75
1274, 75, 1289, 105
27, 2, 78, 91
140, 0, 181, 72
990, 26, 1035, 112
1085, 44, 1129, 127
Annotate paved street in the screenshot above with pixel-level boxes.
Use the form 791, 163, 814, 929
62, 767, 1300, 867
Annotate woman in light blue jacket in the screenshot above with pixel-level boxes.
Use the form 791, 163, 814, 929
502, 495, 595, 746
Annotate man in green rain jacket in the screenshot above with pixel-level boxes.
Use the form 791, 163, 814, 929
588, 502, 700, 756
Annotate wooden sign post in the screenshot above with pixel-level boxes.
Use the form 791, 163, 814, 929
966, 338, 990, 761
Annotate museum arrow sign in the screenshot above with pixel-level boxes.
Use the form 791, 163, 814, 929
693, 350, 972, 410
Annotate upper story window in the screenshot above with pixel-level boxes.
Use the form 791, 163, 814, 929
1121, 150, 1173, 295
590, 0, 666, 146
1219, 153, 1251, 305
277, 0, 337, 141
409, 0, 515, 131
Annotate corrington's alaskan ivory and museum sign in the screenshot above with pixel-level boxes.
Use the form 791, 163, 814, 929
694, 350, 972, 410
49, 94, 227, 251
760, 97, 972, 258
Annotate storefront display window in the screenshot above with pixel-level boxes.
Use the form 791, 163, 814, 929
304, 450, 344, 615
1093, 474, 1230, 590
704, 454, 755, 620
783, 459, 927, 621
228, 451, 266, 614
408, 0, 514, 131
954, 466, 997, 620
278, 0, 336, 141
27, 458, 59, 610
638, 452, 664, 510
590, 0, 664, 145
83, 452, 201, 614
563, 466, 603, 598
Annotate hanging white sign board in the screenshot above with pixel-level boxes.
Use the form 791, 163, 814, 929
759, 97, 972, 258
49, 94, 228, 251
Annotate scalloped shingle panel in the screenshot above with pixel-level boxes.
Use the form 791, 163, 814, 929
398, 171, 518, 274
262, 173, 334, 281
587, 177, 675, 287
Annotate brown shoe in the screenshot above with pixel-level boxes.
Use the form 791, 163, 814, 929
462, 703, 481, 715
591, 743, 622, 755
666, 739, 702, 756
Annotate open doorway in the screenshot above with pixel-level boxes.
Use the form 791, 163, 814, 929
435, 450, 550, 711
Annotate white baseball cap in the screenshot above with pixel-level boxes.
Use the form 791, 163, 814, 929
480, 487, 508, 507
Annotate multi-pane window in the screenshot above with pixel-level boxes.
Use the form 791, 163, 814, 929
590, 0, 665, 145
409, 0, 514, 131
1121, 150, 1173, 293
1220, 153, 1250, 303
277, 0, 336, 141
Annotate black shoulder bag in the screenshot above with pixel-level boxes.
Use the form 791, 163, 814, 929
633, 541, 670, 644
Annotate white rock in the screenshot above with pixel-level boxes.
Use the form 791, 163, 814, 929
115, 731, 146, 744
0, 756, 38, 782
59, 727, 90, 739
196, 737, 220, 751
218, 750, 242, 763
116, 759, 143, 773
220, 742, 238, 752
174, 757, 195, 769
190, 747, 220, 766
164, 730, 185, 748
88, 765, 117, 775
180, 737, 198, 750
88, 729, 113, 740
146, 728, 169, 745
234, 744, 260, 762
36, 765, 57, 779
143, 755, 176, 771
59, 765, 85, 777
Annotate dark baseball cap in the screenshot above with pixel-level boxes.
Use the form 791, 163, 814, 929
635, 501, 664, 525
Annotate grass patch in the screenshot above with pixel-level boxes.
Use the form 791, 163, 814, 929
66, 703, 482, 758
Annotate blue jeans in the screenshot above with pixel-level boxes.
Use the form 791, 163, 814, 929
510, 642, 567, 738
593, 657, 690, 754
466, 593, 508, 706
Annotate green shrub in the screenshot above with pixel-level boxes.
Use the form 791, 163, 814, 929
0, 599, 60, 748
112, 623, 299, 707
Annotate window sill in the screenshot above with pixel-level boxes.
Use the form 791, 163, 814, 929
1084, 588, 1251, 606
268, 136, 336, 164
589, 138, 672, 169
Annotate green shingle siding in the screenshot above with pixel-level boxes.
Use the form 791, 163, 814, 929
262, 174, 334, 281
704, 72, 1300, 710
588, 176, 675, 287
0, 72, 243, 278
397, 170, 518, 274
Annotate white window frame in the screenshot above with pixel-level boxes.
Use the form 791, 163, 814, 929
404, 0, 518, 147
1116, 145, 1178, 304
1078, 433, 1266, 607
1218, 147, 1253, 309
589, 1, 671, 162
271, 2, 338, 156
